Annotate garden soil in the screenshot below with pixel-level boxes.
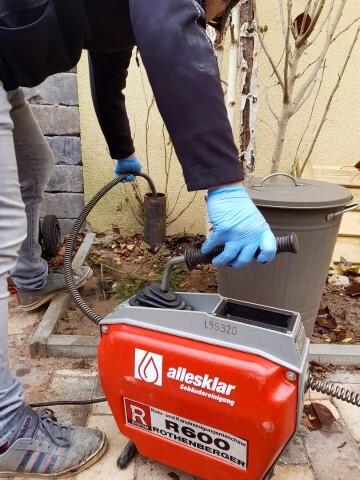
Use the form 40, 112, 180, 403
51, 233, 359, 345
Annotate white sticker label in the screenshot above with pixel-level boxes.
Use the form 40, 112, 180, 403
134, 349, 163, 386
124, 398, 247, 470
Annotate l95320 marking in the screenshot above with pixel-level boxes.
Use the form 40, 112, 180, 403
204, 320, 237, 336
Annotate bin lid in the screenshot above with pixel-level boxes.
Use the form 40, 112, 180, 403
247, 174, 353, 209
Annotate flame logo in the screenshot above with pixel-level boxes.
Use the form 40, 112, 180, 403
134, 349, 163, 386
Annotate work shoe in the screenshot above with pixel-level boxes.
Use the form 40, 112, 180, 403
16, 266, 92, 311
0, 406, 106, 478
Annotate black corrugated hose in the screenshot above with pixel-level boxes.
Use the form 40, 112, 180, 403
63, 172, 156, 325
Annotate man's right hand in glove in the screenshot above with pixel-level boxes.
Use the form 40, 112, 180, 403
202, 184, 277, 269
114, 156, 142, 182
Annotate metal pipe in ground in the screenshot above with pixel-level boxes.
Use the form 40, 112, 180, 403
143, 193, 166, 249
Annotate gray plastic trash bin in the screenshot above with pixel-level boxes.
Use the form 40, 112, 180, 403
217, 173, 354, 337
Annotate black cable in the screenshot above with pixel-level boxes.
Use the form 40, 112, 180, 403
29, 397, 107, 408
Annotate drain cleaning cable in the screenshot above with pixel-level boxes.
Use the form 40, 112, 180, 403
64, 172, 156, 325
31, 173, 360, 408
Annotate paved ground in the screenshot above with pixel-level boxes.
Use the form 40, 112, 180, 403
4, 295, 360, 480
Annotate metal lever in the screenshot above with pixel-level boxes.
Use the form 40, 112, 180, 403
160, 233, 299, 293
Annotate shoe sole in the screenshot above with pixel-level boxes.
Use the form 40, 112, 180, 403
19, 268, 93, 312
0, 434, 108, 478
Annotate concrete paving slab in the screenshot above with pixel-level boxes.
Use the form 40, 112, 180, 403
332, 383, 360, 442
327, 371, 360, 385
29, 292, 69, 357
92, 400, 112, 416
135, 457, 198, 480
46, 334, 99, 358
56, 368, 98, 377
8, 296, 44, 334
304, 422, 360, 480
310, 344, 360, 366
273, 465, 315, 479
78, 415, 135, 480
305, 389, 331, 402
278, 434, 308, 465
28, 231, 95, 358
14, 365, 53, 405
49, 373, 96, 426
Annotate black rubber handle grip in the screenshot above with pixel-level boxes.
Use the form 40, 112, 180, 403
184, 233, 299, 270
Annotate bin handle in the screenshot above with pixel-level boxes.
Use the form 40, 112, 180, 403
327, 203, 360, 220
252, 173, 304, 188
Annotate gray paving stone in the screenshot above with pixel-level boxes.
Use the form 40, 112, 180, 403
78, 415, 135, 480
332, 383, 360, 442
136, 457, 198, 480
49, 374, 96, 426
310, 344, 360, 366
279, 433, 308, 465
304, 421, 360, 480
46, 136, 82, 165
15, 365, 53, 405
273, 465, 315, 479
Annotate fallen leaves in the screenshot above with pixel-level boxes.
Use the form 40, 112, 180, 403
301, 403, 342, 434
314, 305, 356, 344
316, 307, 337, 329
345, 282, 360, 297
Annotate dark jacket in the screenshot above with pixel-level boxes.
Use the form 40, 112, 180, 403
0, 0, 243, 191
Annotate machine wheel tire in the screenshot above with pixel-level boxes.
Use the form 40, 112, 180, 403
41, 215, 61, 257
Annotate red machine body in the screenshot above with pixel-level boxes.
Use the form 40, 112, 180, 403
98, 323, 299, 480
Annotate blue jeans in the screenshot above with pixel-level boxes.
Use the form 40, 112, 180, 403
0, 82, 54, 445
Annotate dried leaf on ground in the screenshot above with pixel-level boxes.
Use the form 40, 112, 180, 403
345, 282, 360, 297
316, 306, 338, 329
302, 403, 342, 434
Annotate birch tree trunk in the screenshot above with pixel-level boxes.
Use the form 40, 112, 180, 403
226, 6, 240, 130
239, 0, 258, 178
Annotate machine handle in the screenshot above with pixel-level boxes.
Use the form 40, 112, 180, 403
184, 233, 299, 270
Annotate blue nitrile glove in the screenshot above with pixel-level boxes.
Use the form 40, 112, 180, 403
114, 157, 142, 182
202, 185, 277, 268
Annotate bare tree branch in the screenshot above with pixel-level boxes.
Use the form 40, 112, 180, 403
296, 0, 326, 48
308, 0, 335, 47
279, 0, 287, 39
299, 25, 360, 177
332, 16, 360, 44
293, 60, 326, 171
255, 2, 285, 91
294, 74, 317, 114
283, 0, 293, 103
293, 0, 346, 108
258, 76, 279, 120
166, 192, 198, 227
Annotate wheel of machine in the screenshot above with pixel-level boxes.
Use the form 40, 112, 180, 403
41, 215, 61, 257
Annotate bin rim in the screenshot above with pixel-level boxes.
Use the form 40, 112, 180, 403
247, 175, 353, 209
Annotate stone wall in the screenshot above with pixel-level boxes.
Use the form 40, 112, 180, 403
23, 72, 84, 234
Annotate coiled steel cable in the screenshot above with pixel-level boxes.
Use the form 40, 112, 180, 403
64, 173, 157, 325
309, 377, 360, 407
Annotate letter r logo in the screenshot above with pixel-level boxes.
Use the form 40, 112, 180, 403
134, 348, 163, 386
